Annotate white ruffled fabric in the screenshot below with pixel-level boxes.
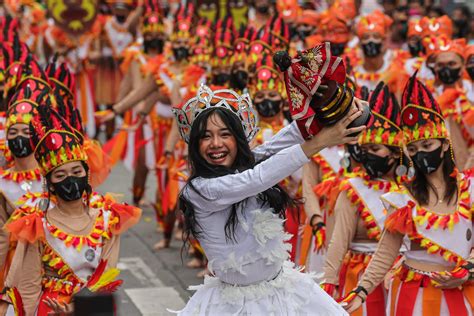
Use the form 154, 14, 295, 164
172, 209, 347, 315
174, 261, 346, 315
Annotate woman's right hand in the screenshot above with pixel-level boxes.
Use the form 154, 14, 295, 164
341, 295, 363, 313
301, 105, 365, 158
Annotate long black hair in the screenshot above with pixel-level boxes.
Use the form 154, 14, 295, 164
407, 140, 457, 206
179, 107, 298, 247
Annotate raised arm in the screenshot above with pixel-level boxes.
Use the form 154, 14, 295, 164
251, 121, 304, 162
187, 109, 366, 211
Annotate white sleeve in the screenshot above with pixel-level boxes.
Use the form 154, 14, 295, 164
185, 144, 309, 212
252, 121, 304, 162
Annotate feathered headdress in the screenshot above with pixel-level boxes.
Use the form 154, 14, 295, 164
211, 16, 236, 67
250, 54, 286, 98
359, 82, 402, 147
170, 2, 194, 41
400, 72, 448, 144
141, 0, 165, 34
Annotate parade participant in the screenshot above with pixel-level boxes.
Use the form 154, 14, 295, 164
92, 0, 134, 140
321, 83, 404, 315
320, 12, 351, 58
343, 74, 474, 316
0, 62, 47, 288
432, 37, 474, 170
230, 25, 254, 93
0, 90, 141, 316
351, 10, 395, 92
210, 16, 235, 88
172, 83, 364, 315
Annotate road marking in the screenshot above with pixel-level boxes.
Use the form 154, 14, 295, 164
118, 257, 164, 287
125, 287, 185, 316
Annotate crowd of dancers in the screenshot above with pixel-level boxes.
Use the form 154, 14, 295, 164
0, 0, 474, 315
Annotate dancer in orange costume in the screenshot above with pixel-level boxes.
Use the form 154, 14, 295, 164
343, 74, 474, 316
321, 83, 405, 315
0, 62, 140, 316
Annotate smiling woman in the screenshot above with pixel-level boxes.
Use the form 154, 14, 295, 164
171, 84, 365, 315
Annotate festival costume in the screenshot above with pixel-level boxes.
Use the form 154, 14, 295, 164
343, 75, 474, 316
0, 63, 49, 289
1, 76, 140, 316
322, 83, 404, 315
172, 85, 346, 315
431, 38, 474, 170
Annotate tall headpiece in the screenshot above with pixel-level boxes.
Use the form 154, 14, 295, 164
190, 18, 213, 65
274, 43, 365, 139
250, 54, 286, 98
356, 10, 393, 38
172, 85, 259, 143
359, 82, 402, 147
5, 58, 51, 131
141, 0, 165, 34
0, 16, 20, 44
2, 39, 31, 102
400, 72, 448, 144
249, 26, 274, 64
232, 25, 255, 64
171, 2, 194, 41
212, 16, 236, 67
30, 101, 87, 175
267, 16, 290, 51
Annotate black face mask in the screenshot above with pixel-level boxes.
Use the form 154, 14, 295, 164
230, 70, 248, 90
411, 146, 444, 175
144, 38, 164, 54
256, 5, 270, 14
408, 41, 424, 57
361, 152, 393, 178
330, 43, 346, 56
437, 67, 461, 85
51, 176, 89, 201
212, 73, 230, 86
255, 99, 282, 118
173, 47, 189, 61
397, 22, 408, 41
347, 144, 363, 163
467, 67, 474, 81
361, 41, 382, 58
8, 136, 33, 158
115, 14, 127, 24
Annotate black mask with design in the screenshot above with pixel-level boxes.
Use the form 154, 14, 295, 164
361, 41, 382, 58
408, 41, 424, 57
437, 67, 461, 85
255, 99, 282, 118
51, 175, 89, 201
144, 38, 164, 54
466, 67, 474, 81
230, 70, 248, 91
411, 146, 444, 175
256, 5, 270, 14
347, 144, 363, 163
173, 47, 189, 61
330, 43, 346, 56
8, 136, 33, 158
115, 14, 127, 24
212, 73, 230, 86
361, 152, 393, 178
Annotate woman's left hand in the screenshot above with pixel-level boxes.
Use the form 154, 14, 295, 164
44, 297, 73, 315
432, 272, 469, 289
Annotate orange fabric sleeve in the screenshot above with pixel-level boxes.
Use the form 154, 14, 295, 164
108, 203, 141, 235
6, 212, 44, 244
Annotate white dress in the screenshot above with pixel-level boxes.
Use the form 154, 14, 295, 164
175, 122, 347, 315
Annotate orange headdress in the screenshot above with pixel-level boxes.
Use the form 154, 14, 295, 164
422, 15, 452, 39
330, 0, 357, 21
250, 54, 286, 98
435, 37, 467, 60
356, 10, 393, 38
276, 0, 302, 23
407, 18, 426, 38
212, 16, 236, 67
170, 2, 194, 41
320, 12, 350, 44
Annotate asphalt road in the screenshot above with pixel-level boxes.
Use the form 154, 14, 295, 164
97, 163, 200, 315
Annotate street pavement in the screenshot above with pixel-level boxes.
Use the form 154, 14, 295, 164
98, 163, 201, 315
